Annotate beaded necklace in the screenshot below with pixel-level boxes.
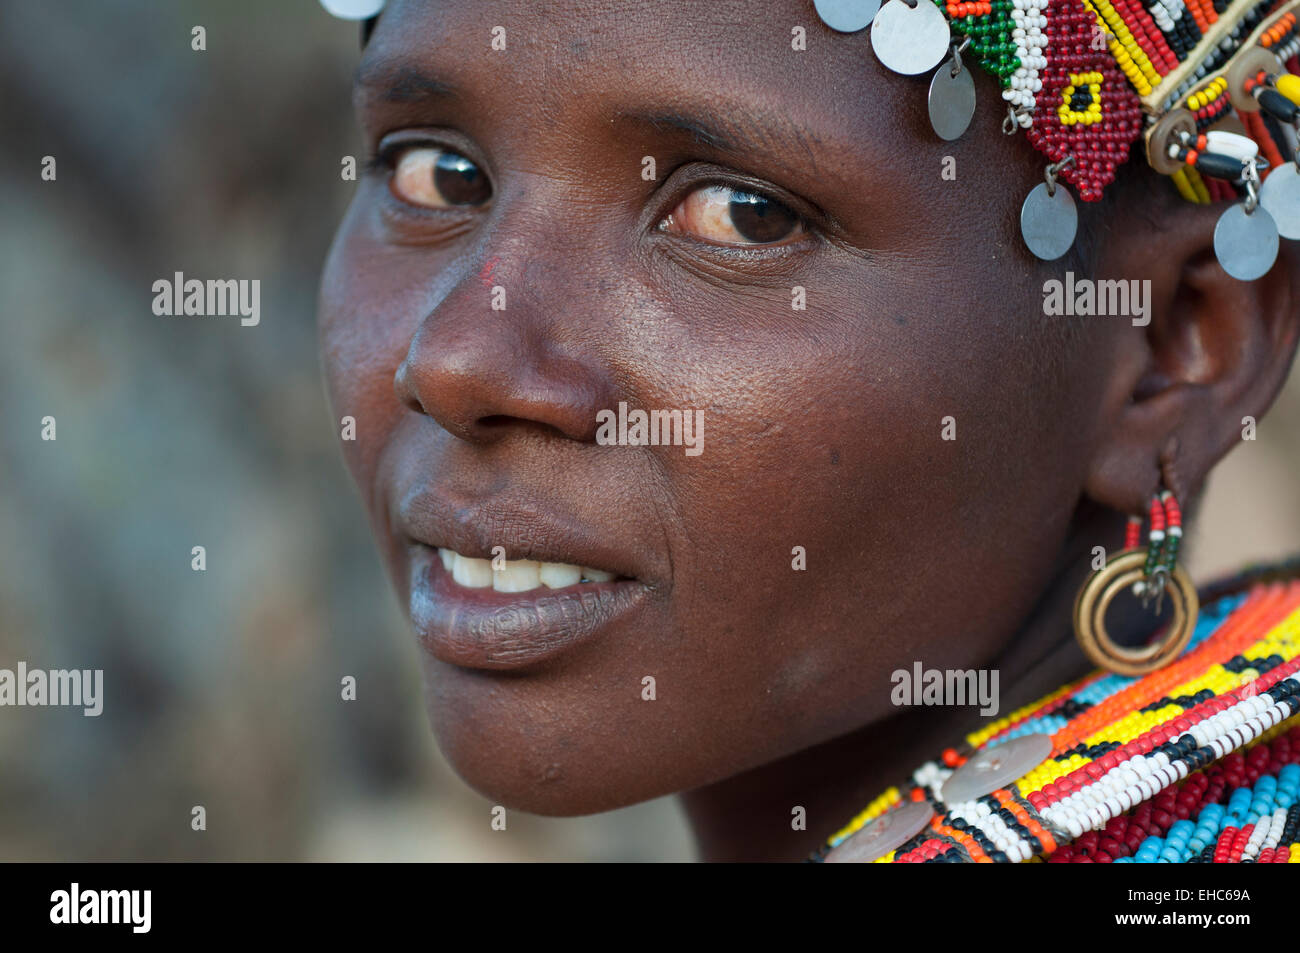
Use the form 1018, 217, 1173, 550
814, 560, 1300, 862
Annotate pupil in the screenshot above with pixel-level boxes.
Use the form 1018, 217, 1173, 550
433, 153, 490, 205
728, 192, 795, 243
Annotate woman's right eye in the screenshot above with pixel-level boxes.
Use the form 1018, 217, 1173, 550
388, 146, 491, 209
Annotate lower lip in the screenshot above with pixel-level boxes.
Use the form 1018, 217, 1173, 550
407, 545, 650, 671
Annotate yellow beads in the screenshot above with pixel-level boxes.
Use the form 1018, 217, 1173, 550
1279, 73, 1300, 107
1082, 0, 1160, 93
1060, 72, 1105, 125
1081, 705, 1174, 751
1171, 167, 1199, 203
1187, 76, 1228, 111
1020, 752, 1085, 796
1183, 165, 1212, 204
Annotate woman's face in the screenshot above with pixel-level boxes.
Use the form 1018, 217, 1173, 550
318, 0, 1125, 814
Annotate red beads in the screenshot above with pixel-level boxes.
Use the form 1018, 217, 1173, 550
1025, 0, 1144, 202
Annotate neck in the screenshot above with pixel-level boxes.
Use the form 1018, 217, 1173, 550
679, 503, 1120, 862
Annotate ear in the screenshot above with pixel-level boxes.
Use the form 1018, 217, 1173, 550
1082, 194, 1300, 517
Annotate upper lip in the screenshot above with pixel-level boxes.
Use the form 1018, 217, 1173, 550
396, 486, 641, 582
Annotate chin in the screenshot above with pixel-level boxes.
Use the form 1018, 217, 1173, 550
417, 657, 681, 817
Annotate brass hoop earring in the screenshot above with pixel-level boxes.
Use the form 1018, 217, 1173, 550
1074, 490, 1199, 677
1074, 550, 1199, 676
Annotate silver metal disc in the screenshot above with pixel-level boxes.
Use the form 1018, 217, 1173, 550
1260, 163, 1300, 241
929, 64, 975, 141
814, 0, 880, 32
940, 734, 1053, 805
1214, 203, 1279, 281
1020, 183, 1077, 261
320, 0, 385, 19
823, 800, 935, 863
871, 0, 951, 76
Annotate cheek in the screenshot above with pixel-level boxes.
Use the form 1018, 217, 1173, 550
317, 204, 422, 496
651, 277, 1091, 761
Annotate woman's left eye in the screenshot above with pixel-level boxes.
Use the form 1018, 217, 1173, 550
659, 185, 805, 246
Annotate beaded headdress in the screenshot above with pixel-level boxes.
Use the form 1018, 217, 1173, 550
812, 0, 1300, 276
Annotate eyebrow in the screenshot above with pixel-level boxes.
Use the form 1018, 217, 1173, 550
352, 62, 823, 175
614, 107, 819, 172
623, 110, 734, 150
353, 61, 459, 105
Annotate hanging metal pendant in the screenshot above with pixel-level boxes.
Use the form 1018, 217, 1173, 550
871, 0, 951, 76
928, 49, 976, 141
823, 800, 935, 863
814, 0, 880, 32
1020, 183, 1078, 261
1260, 163, 1300, 240
320, 0, 385, 18
1214, 203, 1280, 280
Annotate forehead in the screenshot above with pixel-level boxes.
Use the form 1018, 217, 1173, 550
360, 0, 929, 163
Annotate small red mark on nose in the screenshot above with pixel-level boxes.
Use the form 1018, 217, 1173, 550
479, 256, 500, 286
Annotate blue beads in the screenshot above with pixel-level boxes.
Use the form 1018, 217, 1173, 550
1134, 835, 1165, 862
999, 714, 1069, 740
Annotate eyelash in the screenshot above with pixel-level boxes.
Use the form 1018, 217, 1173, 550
651, 175, 823, 261
363, 142, 410, 176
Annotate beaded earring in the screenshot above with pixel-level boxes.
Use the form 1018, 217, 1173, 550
1074, 486, 1199, 676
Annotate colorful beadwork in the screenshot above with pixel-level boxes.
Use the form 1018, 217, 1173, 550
815, 561, 1300, 862
1059, 71, 1107, 123
931, 0, 1300, 204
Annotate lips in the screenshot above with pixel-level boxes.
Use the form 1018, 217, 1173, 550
397, 492, 654, 671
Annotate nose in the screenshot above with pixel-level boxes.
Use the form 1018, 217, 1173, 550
393, 258, 615, 445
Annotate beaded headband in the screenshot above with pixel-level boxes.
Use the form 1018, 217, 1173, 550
322, 0, 1300, 276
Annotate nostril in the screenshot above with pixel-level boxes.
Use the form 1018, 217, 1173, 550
477, 415, 571, 441
393, 359, 423, 413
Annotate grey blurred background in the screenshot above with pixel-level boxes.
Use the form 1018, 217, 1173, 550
0, 0, 1295, 861
0, 0, 692, 861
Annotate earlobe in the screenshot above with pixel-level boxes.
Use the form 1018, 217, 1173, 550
1081, 200, 1300, 520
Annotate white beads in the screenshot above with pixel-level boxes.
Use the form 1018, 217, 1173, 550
1262, 807, 1288, 850
1004, 0, 1046, 120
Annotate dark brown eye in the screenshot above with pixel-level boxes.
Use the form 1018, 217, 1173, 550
660, 185, 804, 246
391, 147, 491, 208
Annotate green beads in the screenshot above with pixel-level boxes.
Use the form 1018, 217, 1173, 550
937, 0, 1022, 86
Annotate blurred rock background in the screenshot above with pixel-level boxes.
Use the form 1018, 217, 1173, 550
0, 0, 1295, 861
0, 0, 691, 861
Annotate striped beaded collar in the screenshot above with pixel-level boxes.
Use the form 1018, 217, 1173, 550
814, 557, 1300, 863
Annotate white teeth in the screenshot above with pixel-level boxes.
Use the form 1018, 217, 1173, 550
493, 559, 540, 593
437, 548, 618, 592
451, 553, 493, 588
539, 562, 582, 588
